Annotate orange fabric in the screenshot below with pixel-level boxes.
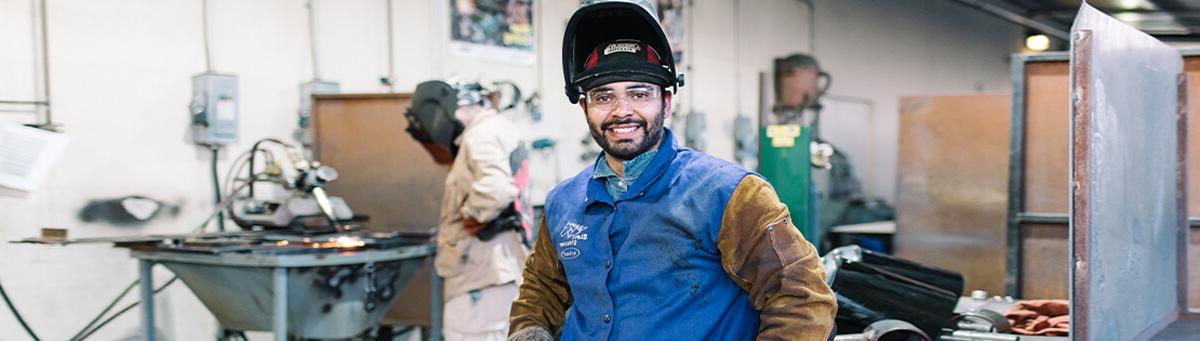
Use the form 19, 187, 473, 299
1005, 299, 1069, 336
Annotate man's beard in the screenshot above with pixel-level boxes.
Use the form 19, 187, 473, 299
588, 109, 666, 161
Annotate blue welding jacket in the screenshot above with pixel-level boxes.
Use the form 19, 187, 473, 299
544, 128, 760, 340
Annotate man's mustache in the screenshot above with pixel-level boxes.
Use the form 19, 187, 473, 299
600, 118, 647, 131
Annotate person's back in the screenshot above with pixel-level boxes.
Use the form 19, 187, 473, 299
407, 80, 532, 340
438, 109, 529, 300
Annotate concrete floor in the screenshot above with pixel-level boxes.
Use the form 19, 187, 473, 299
1152, 315, 1200, 340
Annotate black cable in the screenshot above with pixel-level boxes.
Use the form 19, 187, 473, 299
77, 277, 178, 340
211, 147, 225, 232
0, 276, 40, 341
247, 141, 263, 197
247, 138, 287, 197
70, 280, 138, 341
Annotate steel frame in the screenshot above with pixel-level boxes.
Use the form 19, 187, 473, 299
1005, 50, 1200, 298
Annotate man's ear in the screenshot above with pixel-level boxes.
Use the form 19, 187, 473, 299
663, 92, 674, 119
579, 100, 588, 113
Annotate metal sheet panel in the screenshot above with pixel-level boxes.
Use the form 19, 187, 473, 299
1012, 52, 1200, 309
1011, 53, 1200, 309
1070, 4, 1185, 339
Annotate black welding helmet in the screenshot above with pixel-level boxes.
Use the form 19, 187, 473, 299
405, 80, 464, 165
562, 0, 683, 104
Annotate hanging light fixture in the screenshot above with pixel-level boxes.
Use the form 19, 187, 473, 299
1026, 34, 1050, 52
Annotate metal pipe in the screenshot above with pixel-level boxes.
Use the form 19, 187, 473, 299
139, 261, 156, 341
0, 109, 39, 114
0, 100, 48, 105
534, 0, 543, 101
685, 0, 694, 113
37, 0, 52, 126
735, 0, 741, 115
950, 0, 1070, 40
28, 0, 40, 115
203, 0, 213, 72
799, 0, 815, 54
757, 72, 767, 121
308, 0, 321, 80
430, 0, 445, 78
385, 0, 395, 91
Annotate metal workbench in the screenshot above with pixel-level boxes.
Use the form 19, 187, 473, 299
130, 243, 436, 341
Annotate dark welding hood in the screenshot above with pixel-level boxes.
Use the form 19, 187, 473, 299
405, 80, 463, 165
562, 0, 683, 103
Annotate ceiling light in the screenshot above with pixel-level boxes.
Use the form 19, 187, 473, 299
1026, 34, 1051, 52
1114, 12, 1143, 23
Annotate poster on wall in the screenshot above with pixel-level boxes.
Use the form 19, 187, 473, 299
657, 0, 685, 64
449, 0, 535, 65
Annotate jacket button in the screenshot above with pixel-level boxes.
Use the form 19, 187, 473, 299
604, 260, 612, 268
603, 314, 611, 323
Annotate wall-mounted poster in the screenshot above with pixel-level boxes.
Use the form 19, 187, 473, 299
657, 0, 685, 64
449, 0, 535, 65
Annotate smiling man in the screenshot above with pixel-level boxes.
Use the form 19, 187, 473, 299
507, 1, 836, 340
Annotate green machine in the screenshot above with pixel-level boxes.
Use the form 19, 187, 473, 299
760, 124, 816, 241
758, 54, 831, 251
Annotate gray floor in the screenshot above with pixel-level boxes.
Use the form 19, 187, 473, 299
1153, 317, 1200, 340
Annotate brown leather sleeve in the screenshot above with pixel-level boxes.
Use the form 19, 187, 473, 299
509, 216, 572, 337
718, 175, 837, 340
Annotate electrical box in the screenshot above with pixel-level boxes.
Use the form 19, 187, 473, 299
189, 73, 239, 146
298, 80, 340, 129
295, 80, 340, 148
733, 115, 756, 168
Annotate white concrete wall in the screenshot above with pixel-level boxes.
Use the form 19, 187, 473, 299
0, 0, 1020, 339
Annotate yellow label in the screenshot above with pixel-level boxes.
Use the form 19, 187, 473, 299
765, 124, 801, 148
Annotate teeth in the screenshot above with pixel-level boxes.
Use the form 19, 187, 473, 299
613, 127, 637, 133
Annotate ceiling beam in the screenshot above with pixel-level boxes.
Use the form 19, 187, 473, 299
949, 0, 1071, 39
1147, 0, 1189, 11
1036, 9, 1200, 17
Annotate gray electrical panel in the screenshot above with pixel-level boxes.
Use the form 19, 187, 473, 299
299, 80, 340, 129
295, 80, 341, 148
189, 73, 239, 146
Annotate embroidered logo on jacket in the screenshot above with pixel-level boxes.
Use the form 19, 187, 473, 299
558, 221, 589, 260
560, 247, 581, 260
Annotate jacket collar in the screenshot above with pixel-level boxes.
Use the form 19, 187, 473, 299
453, 108, 499, 145
585, 128, 680, 206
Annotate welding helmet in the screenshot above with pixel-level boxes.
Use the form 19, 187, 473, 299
405, 80, 465, 165
562, 0, 683, 104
